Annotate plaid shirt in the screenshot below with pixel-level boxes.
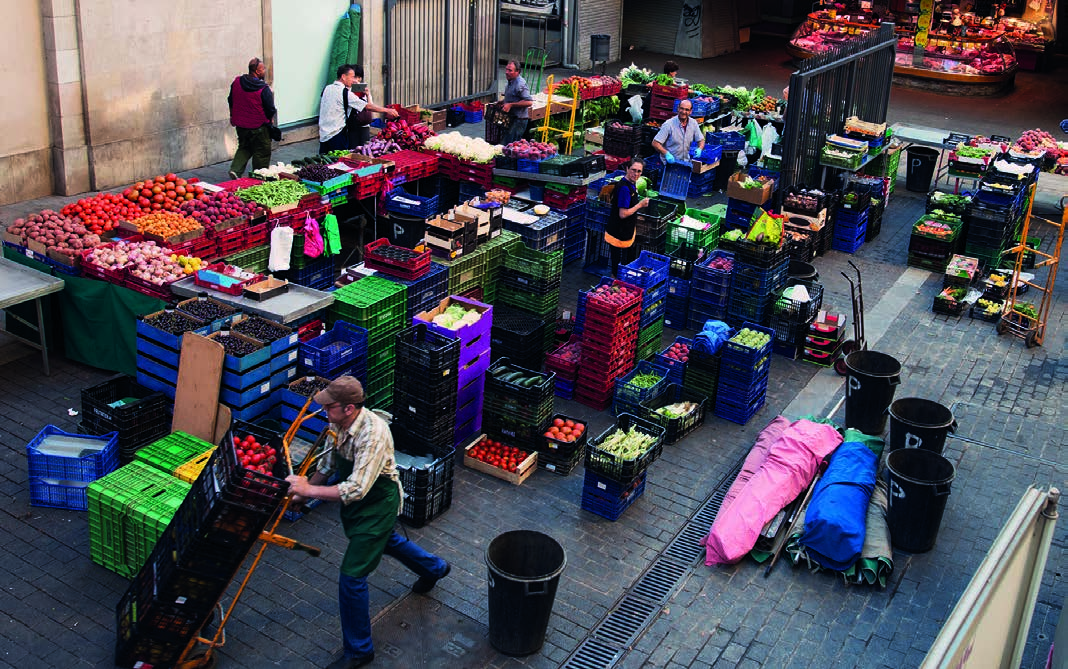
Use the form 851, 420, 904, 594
317, 409, 403, 510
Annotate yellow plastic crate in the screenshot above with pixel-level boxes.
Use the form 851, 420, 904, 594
173, 448, 216, 483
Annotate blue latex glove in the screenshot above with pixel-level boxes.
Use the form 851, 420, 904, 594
1061, 119, 1068, 134
664, 152, 676, 164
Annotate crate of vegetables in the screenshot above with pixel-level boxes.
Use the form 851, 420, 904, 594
363, 238, 431, 280
585, 413, 665, 483
463, 434, 537, 485
932, 286, 967, 316
638, 383, 707, 444
540, 414, 588, 456
613, 360, 671, 417
912, 215, 961, 242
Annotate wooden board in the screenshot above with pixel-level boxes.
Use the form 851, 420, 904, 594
172, 333, 225, 442
213, 404, 232, 444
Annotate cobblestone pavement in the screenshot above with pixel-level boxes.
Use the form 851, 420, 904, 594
2, 51, 1065, 669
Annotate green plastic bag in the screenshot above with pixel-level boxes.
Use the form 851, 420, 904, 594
322, 213, 342, 257
744, 119, 762, 152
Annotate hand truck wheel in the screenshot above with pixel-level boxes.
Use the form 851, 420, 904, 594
834, 340, 860, 376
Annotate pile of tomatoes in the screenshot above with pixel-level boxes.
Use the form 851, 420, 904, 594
544, 417, 585, 444
233, 433, 278, 475
468, 436, 529, 473
123, 173, 208, 213
60, 192, 143, 235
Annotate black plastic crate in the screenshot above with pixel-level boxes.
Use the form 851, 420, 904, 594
81, 374, 171, 440
486, 358, 555, 403
638, 383, 707, 445
772, 280, 824, 323
585, 413, 666, 483
395, 323, 460, 373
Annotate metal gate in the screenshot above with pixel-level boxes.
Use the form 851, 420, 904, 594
384, 0, 499, 107
779, 23, 897, 194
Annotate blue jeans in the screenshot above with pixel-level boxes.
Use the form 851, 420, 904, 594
502, 117, 529, 145
338, 530, 448, 658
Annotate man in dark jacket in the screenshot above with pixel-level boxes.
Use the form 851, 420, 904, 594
228, 57, 277, 179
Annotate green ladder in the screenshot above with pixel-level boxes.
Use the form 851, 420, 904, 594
523, 47, 548, 94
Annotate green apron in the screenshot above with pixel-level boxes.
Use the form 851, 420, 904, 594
337, 454, 400, 578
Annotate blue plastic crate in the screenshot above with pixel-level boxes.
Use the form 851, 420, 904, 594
730, 260, 789, 296
518, 158, 543, 174
719, 357, 771, 390
27, 425, 120, 489
463, 109, 483, 124
714, 392, 767, 425
641, 281, 668, 309
653, 336, 692, 384
613, 360, 670, 416
673, 97, 713, 117
706, 131, 745, 150
554, 377, 575, 400
289, 256, 335, 291
667, 275, 691, 297
694, 144, 724, 165
688, 176, 716, 198
528, 182, 545, 201
721, 322, 774, 367
581, 470, 647, 521
378, 262, 448, 321
691, 250, 734, 289
690, 283, 730, 308
585, 200, 611, 230
831, 235, 866, 254
385, 187, 441, 219
659, 163, 692, 201
639, 301, 667, 328
664, 304, 690, 330
619, 250, 670, 290
747, 165, 781, 187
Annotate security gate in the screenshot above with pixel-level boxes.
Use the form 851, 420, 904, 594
384, 0, 499, 107
779, 23, 897, 194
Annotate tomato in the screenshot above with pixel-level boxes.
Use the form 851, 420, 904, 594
553, 418, 564, 428
564, 419, 576, 429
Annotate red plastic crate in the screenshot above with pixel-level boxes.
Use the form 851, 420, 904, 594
543, 188, 586, 211
362, 238, 432, 280
124, 271, 180, 301
545, 335, 582, 378
351, 172, 384, 200
651, 83, 688, 99
79, 245, 127, 285
192, 263, 264, 295
216, 178, 263, 191
574, 385, 615, 411
586, 279, 644, 318
246, 222, 268, 247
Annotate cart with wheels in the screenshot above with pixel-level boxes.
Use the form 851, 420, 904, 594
996, 183, 1064, 348
834, 260, 866, 376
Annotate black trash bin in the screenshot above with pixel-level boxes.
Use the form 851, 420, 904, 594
787, 260, 819, 282
590, 34, 611, 64
888, 397, 957, 454
886, 448, 955, 552
844, 350, 901, 435
486, 530, 566, 656
905, 146, 939, 193
384, 212, 427, 250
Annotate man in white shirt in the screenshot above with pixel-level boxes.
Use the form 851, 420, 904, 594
319, 64, 397, 154
652, 99, 704, 164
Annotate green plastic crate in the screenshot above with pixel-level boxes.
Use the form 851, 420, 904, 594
366, 339, 397, 375
225, 245, 270, 274
502, 244, 564, 283
434, 250, 490, 294
667, 207, 722, 256
638, 318, 665, 348
330, 277, 408, 333
683, 365, 718, 401
497, 284, 559, 320
635, 336, 661, 363
87, 462, 190, 578
132, 432, 214, 476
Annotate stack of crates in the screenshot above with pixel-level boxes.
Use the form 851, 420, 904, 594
962, 192, 1024, 273
278, 376, 332, 443
432, 244, 490, 298
684, 343, 722, 408
649, 82, 688, 122
377, 262, 449, 323
688, 168, 718, 198
298, 321, 369, 385
27, 425, 120, 511
574, 279, 643, 410
544, 335, 581, 399
228, 315, 301, 420
491, 305, 548, 372
393, 324, 460, 449
79, 374, 171, 464
831, 185, 870, 254
134, 310, 211, 400
720, 239, 789, 327
133, 432, 216, 478
653, 336, 692, 387
552, 199, 587, 265
665, 269, 691, 330
503, 209, 567, 254
88, 459, 193, 578
537, 413, 587, 476
688, 250, 734, 328
724, 198, 759, 232
483, 357, 555, 454
115, 426, 289, 669
581, 413, 665, 521
392, 422, 456, 527
414, 296, 492, 446
497, 245, 564, 349
613, 360, 670, 417
284, 255, 336, 291
477, 229, 522, 304
329, 276, 408, 409
620, 250, 670, 362
603, 121, 643, 159
769, 280, 825, 359
633, 198, 679, 254
908, 212, 964, 272
715, 323, 773, 425
802, 311, 848, 368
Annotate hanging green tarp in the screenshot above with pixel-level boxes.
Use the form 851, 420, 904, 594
329, 4, 362, 84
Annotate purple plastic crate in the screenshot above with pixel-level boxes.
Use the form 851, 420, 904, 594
414, 296, 493, 367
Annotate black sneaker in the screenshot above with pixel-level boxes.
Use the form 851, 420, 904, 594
412, 562, 450, 594
325, 651, 374, 669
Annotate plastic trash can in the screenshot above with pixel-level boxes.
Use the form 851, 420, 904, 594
905, 146, 939, 193
888, 397, 957, 454
886, 448, 955, 552
385, 212, 427, 250
590, 35, 611, 63
787, 260, 819, 282
843, 350, 901, 435
486, 530, 566, 655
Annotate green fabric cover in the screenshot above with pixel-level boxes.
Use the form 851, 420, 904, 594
322, 213, 342, 256
329, 5, 363, 85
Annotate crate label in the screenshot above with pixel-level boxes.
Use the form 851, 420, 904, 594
597, 481, 607, 490
260, 382, 271, 394
546, 463, 557, 471
24, 248, 32, 258
408, 405, 416, 414
303, 356, 314, 367
516, 276, 529, 285
441, 369, 451, 376
286, 350, 298, 362
459, 270, 475, 283
548, 443, 558, 450
175, 596, 187, 604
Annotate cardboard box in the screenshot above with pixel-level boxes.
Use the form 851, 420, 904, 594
463, 434, 538, 485
726, 173, 774, 206
425, 217, 466, 259
692, 160, 719, 175
2, 229, 25, 246
585, 126, 604, 145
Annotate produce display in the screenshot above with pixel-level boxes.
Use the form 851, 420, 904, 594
350, 137, 404, 157
1011, 129, 1065, 159
430, 304, 485, 330
170, 254, 202, 275
60, 192, 144, 235
938, 286, 966, 302
295, 164, 346, 183
1013, 302, 1038, 320
250, 162, 297, 180
914, 219, 956, 238
127, 251, 191, 286
142, 310, 203, 336
291, 155, 336, 168
354, 119, 435, 156
468, 436, 530, 474
628, 372, 665, 389
84, 239, 191, 284
232, 433, 278, 476
179, 191, 260, 228
716, 86, 767, 112
501, 139, 557, 161
729, 327, 771, 351
594, 425, 657, 461
483, 190, 511, 205
235, 180, 311, 208
128, 212, 201, 237
177, 298, 234, 323
543, 417, 585, 443
619, 64, 655, 88
928, 192, 970, 212
784, 190, 825, 212
233, 316, 291, 343
975, 298, 1003, 316
491, 366, 548, 388
582, 96, 621, 126
587, 282, 641, 308
422, 132, 501, 164
289, 377, 331, 397
7, 211, 102, 256
983, 272, 1008, 288
655, 401, 700, 420
213, 333, 261, 357
122, 174, 206, 212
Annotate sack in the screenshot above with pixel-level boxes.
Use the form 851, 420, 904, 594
268, 225, 294, 272
268, 125, 282, 141
344, 89, 375, 128
302, 214, 325, 258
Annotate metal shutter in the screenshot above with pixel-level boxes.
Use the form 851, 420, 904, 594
577, 0, 624, 68
622, 0, 684, 55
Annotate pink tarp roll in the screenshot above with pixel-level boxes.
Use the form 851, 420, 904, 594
702, 417, 843, 566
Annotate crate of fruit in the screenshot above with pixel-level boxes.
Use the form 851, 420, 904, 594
541, 414, 588, 455
464, 434, 537, 485
585, 413, 666, 482
363, 238, 431, 280
638, 383, 707, 444
969, 298, 1003, 322
912, 215, 961, 241
721, 323, 773, 366
544, 335, 582, 379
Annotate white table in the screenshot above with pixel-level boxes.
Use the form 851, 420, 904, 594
0, 258, 65, 375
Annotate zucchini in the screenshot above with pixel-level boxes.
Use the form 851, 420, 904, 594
501, 371, 524, 384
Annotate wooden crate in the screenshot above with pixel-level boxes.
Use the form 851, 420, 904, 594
463, 435, 537, 485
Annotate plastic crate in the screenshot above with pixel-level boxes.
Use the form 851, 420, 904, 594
718, 237, 786, 269
299, 321, 368, 376
133, 432, 216, 477
618, 250, 670, 290
330, 276, 408, 333
585, 413, 666, 483
486, 358, 555, 403
363, 238, 432, 281
773, 280, 824, 323
714, 391, 767, 425
613, 360, 671, 416
659, 163, 692, 201
721, 322, 774, 366
80, 374, 171, 453
27, 426, 120, 508
581, 470, 647, 521
706, 131, 745, 150
638, 383, 707, 444
385, 187, 440, 218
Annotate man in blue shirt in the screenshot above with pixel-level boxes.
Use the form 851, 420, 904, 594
501, 61, 533, 144
652, 99, 704, 163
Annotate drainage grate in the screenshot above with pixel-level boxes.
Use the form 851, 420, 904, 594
561, 459, 744, 669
